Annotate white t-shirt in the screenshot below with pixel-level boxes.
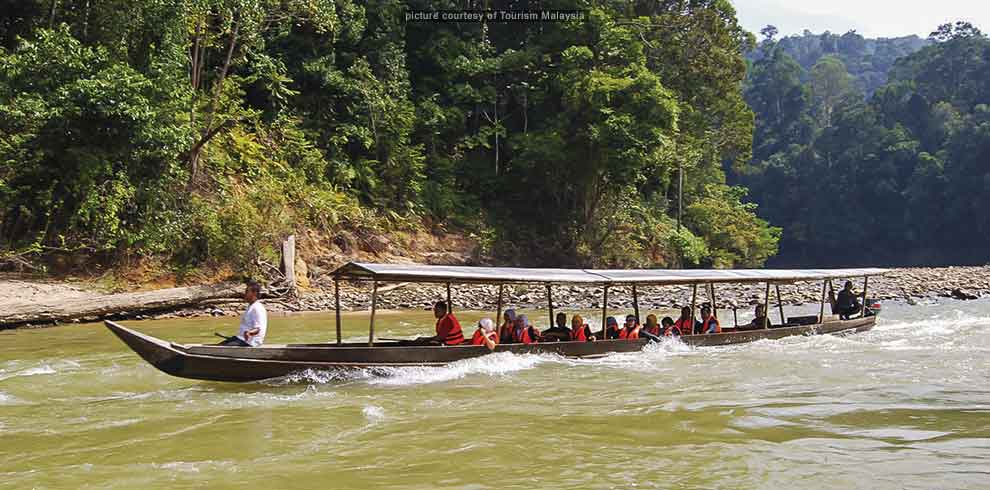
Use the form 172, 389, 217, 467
237, 301, 268, 347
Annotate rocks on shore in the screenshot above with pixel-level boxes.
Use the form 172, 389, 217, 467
283, 265, 990, 314
4, 265, 989, 327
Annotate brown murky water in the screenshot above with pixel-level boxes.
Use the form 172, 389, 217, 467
2, 301, 989, 489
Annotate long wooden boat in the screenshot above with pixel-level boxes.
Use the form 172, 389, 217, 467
106, 263, 886, 382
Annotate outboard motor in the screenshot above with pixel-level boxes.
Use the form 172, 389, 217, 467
864, 299, 882, 317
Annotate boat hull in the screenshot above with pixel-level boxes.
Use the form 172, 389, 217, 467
105, 316, 876, 382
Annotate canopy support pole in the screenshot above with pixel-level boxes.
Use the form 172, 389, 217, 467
861, 276, 869, 318
368, 281, 378, 346
827, 279, 836, 314
709, 283, 718, 318
775, 284, 786, 325
732, 306, 738, 327
546, 284, 554, 329
819, 280, 828, 323
334, 278, 342, 345
690, 284, 698, 335
763, 282, 771, 329
446, 282, 452, 314
496, 284, 504, 329
601, 286, 609, 338
632, 285, 640, 323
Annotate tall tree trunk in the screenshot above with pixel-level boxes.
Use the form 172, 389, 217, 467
189, 18, 239, 188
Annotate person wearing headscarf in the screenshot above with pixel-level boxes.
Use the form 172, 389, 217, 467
471, 318, 498, 350
569, 314, 595, 341
513, 314, 541, 344
604, 316, 622, 340
642, 314, 661, 337
499, 309, 517, 344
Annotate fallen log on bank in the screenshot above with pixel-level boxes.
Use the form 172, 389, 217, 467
0, 283, 243, 327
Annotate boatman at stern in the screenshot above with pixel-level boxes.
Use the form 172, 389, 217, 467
219, 280, 268, 347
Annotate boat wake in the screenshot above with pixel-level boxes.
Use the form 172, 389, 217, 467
367, 352, 550, 386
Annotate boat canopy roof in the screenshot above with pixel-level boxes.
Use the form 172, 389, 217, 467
332, 262, 888, 286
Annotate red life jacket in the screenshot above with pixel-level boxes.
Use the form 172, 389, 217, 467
618, 326, 640, 340
498, 323, 514, 344
571, 325, 589, 342
663, 325, 682, 337
643, 324, 661, 337
436, 314, 465, 345
471, 330, 497, 346
701, 316, 721, 334
519, 326, 539, 344
674, 318, 696, 336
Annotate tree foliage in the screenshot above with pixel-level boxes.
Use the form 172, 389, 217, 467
1, 0, 780, 273
738, 23, 990, 266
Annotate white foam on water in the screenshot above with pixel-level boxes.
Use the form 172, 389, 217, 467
0, 391, 22, 405
264, 368, 378, 386
362, 405, 386, 422
367, 351, 549, 386
0, 364, 56, 382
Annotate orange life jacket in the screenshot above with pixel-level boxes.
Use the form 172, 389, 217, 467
471, 330, 497, 346
643, 324, 661, 337
663, 325, 682, 337
571, 325, 589, 342
674, 318, 696, 336
618, 326, 640, 340
519, 326, 539, 344
436, 314, 465, 345
701, 316, 721, 334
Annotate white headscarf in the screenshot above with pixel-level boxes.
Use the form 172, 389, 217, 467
478, 318, 495, 332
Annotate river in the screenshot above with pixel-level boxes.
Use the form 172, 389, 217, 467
2, 300, 989, 489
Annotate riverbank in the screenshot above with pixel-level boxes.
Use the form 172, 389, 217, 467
2, 265, 988, 327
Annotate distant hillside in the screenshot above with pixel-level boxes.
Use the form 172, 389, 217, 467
749, 29, 930, 94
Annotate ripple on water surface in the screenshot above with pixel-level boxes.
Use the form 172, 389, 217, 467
2, 301, 990, 490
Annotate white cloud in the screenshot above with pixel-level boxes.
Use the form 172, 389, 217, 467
732, 0, 990, 38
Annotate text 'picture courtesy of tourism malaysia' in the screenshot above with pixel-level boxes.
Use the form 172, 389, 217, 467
1, 1, 989, 489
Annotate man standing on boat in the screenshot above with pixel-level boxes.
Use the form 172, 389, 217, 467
218, 280, 267, 347
414, 301, 465, 345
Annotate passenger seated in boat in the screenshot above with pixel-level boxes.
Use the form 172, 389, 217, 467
739, 304, 772, 330
619, 314, 641, 340
218, 280, 267, 347
700, 305, 721, 334
834, 281, 864, 319
569, 314, 595, 341
604, 316, 622, 339
412, 301, 465, 345
642, 314, 661, 337
513, 314, 541, 344
471, 318, 498, 351
661, 316, 679, 336
541, 312, 572, 342
674, 307, 700, 336
499, 309, 517, 344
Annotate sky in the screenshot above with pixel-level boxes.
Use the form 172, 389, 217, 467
732, 0, 990, 38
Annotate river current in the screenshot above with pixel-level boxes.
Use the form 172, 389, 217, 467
2, 300, 989, 489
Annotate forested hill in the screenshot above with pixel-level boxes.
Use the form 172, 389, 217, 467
0, 1, 781, 276
747, 28, 929, 94
737, 22, 990, 267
